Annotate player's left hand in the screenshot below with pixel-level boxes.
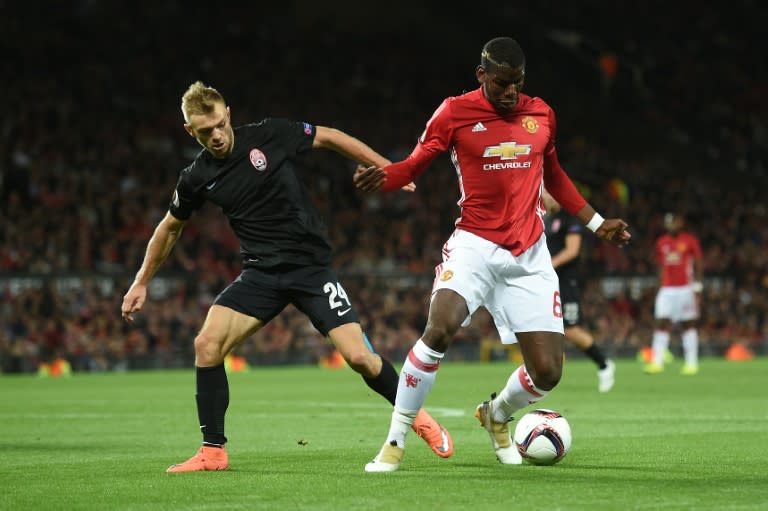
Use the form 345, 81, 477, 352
596, 218, 632, 247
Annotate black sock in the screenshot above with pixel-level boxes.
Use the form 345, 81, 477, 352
196, 364, 229, 445
583, 344, 608, 370
363, 357, 399, 405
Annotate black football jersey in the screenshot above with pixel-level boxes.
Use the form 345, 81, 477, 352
169, 118, 332, 268
544, 209, 583, 279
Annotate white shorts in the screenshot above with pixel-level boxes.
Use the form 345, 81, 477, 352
432, 229, 563, 345
654, 285, 699, 322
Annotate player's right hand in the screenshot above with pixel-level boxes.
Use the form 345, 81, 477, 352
353, 164, 415, 192
353, 164, 386, 192
121, 283, 147, 323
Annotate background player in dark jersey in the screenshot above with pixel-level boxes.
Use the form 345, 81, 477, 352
120, 81, 453, 473
355, 37, 630, 472
542, 190, 615, 392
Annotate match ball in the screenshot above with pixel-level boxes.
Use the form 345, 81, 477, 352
513, 409, 572, 465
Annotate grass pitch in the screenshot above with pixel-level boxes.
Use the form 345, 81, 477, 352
1, 357, 767, 510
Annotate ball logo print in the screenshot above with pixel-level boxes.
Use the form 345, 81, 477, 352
513, 409, 572, 465
249, 148, 268, 171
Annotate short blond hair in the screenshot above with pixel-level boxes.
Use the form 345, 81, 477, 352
181, 81, 226, 123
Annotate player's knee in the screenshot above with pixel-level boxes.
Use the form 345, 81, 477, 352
341, 349, 375, 375
194, 332, 225, 365
528, 362, 562, 391
422, 324, 457, 352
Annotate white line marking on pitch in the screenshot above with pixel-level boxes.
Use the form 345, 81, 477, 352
245, 401, 466, 417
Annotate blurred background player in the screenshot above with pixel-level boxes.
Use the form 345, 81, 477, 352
645, 212, 703, 375
542, 190, 615, 392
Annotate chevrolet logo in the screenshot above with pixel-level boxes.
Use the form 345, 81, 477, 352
483, 142, 531, 160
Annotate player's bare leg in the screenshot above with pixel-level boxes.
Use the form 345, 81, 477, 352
167, 305, 261, 473
476, 331, 563, 465
328, 323, 383, 376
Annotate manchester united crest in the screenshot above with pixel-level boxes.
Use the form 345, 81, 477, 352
522, 116, 539, 134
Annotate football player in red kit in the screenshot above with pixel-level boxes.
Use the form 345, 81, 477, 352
354, 37, 631, 472
645, 212, 703, 375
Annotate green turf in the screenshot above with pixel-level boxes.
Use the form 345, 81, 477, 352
1, 358, 767, 510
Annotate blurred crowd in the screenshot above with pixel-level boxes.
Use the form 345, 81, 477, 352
1, 1, 766, 373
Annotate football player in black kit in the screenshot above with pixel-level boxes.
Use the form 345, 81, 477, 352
121, 81, 453, 472
542, 190, 616, 393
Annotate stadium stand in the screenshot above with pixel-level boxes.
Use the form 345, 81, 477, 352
1, 1, 766, 372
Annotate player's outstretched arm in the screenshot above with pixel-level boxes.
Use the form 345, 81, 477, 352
121, 212, 186, 322
313, 126, 390, 168
314, 127, 416, 192
353, 158, 429, 193
353, 164, 416, 192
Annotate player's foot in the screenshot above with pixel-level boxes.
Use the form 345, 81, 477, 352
475, 394, 522, 465
643, 362, 664, 374
680, 364, 699, 376
364, 440, 404, 473
598, 360, 616, 393
166, 445, 229, 473
412, 409, 454, 458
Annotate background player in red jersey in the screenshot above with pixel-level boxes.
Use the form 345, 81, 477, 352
355, 37, 631, 472
645, 212, 704, 375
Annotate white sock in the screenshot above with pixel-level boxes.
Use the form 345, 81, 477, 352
652, 330, 670, 365
386, 339, 443, 448
681, 328, 699, 366
492, 365, 549, 422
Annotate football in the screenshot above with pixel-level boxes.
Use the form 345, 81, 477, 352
513, 409, 572, 465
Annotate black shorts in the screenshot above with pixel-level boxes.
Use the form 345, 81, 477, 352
559, 277, 581, 328
213, 265, 360, 336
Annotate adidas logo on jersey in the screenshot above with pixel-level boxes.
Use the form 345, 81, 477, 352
472, 122, 487, 132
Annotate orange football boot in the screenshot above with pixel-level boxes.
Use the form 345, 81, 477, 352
412, 409, 454, 458
166, 445, 229, 473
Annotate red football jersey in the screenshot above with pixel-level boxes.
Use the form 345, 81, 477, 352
655, 232, 702, 286
382, 89, 586, 255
